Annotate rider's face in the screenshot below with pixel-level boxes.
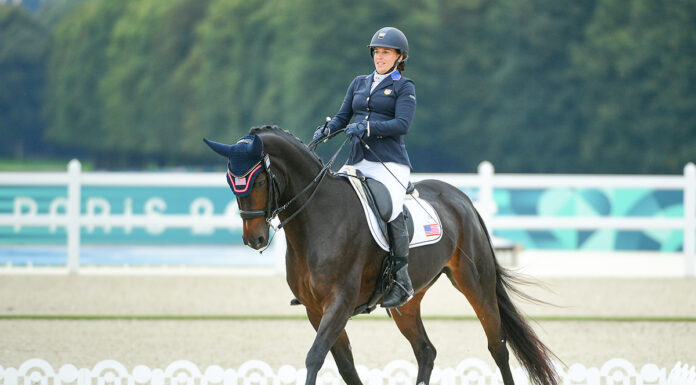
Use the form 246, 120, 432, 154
373, 47, 400, 74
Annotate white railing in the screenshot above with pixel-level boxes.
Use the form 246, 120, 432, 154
1, 160, 694, 276
414, 162, 696, 277
0, 358, 694, 385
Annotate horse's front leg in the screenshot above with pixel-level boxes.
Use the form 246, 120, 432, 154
304, 288, 359, 385
306, 307, 363, 385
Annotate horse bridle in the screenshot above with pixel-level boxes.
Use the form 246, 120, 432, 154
234, 154, 281, 221
236, 135, 350, 230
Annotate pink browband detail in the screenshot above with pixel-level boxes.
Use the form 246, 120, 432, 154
229, 163, 262, 194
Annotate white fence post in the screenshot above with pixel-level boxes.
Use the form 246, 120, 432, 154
684, 163, 695, 278
67, 159, 81, 274
477, 161, 497, 235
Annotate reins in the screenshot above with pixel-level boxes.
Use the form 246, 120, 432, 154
255, 132, 349, 253
257, 127, 479, 279
272, 134, 349, 230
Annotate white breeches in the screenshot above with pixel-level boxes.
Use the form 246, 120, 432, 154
353, 159, 411, 222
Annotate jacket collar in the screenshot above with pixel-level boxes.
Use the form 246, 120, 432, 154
368, 72, 395, 95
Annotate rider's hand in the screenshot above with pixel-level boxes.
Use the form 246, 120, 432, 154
345, 121, 367, 139
312, 125, 327, 142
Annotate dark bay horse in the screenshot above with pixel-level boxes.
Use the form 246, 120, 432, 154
204, 125, 558, 385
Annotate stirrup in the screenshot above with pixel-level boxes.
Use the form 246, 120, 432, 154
381, 280, 414, 308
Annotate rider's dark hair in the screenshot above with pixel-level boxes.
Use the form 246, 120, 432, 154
396, 52, 407, 73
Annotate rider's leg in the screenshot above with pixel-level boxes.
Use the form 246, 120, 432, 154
352, 160, 413, 308
381, 211, 414, 308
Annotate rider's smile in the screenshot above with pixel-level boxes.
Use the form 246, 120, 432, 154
373, 47, 400, 74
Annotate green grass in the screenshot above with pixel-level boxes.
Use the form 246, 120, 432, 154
1, 314, 694, 322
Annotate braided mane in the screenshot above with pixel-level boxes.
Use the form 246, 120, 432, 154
250, 125, 323, 166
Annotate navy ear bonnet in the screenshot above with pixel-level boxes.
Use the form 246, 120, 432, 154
203, 135, 266, 197
226, 135, 266, 197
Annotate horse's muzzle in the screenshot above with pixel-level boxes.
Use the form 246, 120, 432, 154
242, 218, 270, 250
244, 234, 268, 250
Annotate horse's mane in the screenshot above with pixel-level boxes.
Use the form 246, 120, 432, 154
250, 125, 324, 166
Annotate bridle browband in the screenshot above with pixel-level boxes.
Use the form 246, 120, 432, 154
237, 133, 350, 231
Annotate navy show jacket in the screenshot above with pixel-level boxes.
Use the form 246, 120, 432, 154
327, 71, 416, 168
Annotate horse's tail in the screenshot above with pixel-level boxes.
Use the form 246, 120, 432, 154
475, 211, 560, 385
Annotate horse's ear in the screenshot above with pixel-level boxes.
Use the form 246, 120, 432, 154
251, 134, 264, 156
203, 138, 232, 158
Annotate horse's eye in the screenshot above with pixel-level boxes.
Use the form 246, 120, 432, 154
256, 178, 266, 187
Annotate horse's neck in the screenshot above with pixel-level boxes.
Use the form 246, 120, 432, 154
280, 175, 352, 278
277, 166, 348, 247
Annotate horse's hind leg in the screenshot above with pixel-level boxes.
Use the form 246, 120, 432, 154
391, 290, 437, 385
306, 306, 363, 385
445, 260, 515, 385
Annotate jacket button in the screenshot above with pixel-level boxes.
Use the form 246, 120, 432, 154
366, 107, 370, 111
366, 97, 370, 101
365, 116, 369, 120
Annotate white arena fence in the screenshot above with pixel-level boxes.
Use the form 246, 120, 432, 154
0, 358, 694, 385
0, 160, 695, 276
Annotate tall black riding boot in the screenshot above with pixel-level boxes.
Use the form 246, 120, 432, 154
381, 212, 414, 308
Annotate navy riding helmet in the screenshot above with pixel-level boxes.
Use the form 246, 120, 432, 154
368, 27, 409, 59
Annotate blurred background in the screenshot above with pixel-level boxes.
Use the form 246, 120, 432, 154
2, 0, 696, 266
1, 0, 696, 375
2, 0, 694, 173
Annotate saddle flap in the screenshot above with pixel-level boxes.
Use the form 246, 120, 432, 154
364, 177, 393, 222
337, 165, 442, 252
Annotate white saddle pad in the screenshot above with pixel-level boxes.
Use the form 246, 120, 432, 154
338, 165, 443, 251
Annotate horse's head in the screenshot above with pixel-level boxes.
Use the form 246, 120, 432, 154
203, 135, 273, 249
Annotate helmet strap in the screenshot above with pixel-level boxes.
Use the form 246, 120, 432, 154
387, 54, 403, 73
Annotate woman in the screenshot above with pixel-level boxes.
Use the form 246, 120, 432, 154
313, 26, 416, 308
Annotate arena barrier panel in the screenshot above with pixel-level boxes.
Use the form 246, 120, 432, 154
0, 358, 694, 385
1, 160, 695, 275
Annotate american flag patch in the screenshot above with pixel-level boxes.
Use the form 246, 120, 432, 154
234, 177, 247, 186
424, 224, 440, 237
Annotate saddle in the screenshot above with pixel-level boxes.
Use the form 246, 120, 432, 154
352, 169, 416, 242
291, 165, 443, 316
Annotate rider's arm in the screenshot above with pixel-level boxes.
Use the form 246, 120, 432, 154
366, 79, 416, 138
327, 76, 360, 134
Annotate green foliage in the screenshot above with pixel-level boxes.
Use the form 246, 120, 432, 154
35, 0, 94, 29
43, 0, 128, 164
9, 0, 696, 171
98, 0, 211, 164
573, 0, 696, 173
0, 5, 49, 158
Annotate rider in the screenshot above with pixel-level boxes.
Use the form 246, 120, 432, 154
313, 27, 416, 308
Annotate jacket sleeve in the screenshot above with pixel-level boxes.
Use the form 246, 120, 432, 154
367, 79, 416, 138
327, 77, 359, 134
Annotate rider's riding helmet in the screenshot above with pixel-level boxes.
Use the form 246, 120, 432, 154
368, 27, 409, 60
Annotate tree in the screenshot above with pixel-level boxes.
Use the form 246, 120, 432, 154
0, 5, 49, 158
98, 0, 210, 165
573, 0, 696, 173
36, 0, 94, 29
43, 0, 128, 164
